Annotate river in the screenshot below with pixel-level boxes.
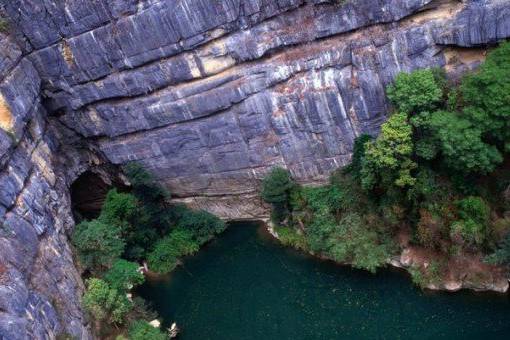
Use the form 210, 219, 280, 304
137, 222, 510, 340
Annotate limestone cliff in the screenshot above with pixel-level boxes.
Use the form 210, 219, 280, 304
0, 0, 509, 338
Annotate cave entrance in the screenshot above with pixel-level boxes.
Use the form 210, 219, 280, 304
70, 171, 111, 221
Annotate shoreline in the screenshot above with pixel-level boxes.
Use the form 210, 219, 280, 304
265, 223, 510, 294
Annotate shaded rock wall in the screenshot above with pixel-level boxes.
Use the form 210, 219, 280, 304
0, 0, 509, 338
4, 0, 508, 220
0, 35, 92, 339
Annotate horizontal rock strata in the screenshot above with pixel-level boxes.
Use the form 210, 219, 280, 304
0, 0, 509, 338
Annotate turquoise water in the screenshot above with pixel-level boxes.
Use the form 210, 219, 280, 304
137, 222, 510, 340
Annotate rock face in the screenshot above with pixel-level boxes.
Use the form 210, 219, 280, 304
0, 0, 509, 338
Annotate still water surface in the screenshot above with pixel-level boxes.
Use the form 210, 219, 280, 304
137, 222, 510, 340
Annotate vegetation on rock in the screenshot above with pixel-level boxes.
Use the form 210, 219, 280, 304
262, 42, 510, 283
73, 164, 225, 337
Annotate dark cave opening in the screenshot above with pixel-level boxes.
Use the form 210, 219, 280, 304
70, 171, 111, 221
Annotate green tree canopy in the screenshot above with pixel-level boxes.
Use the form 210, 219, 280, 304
386, 69, 444, 114
147, 229, 199, 274
361, 112, 417, 190
82, 278, 132, 324
261, 167, 294, 204
461, 42, 510, 150
424, 110, 502, 174
128, 320, 167, 340
177, 210, 226, 244
72, 220, 124, 273
104, 259, 145, 293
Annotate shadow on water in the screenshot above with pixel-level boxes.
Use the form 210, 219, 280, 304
136, 221, 510, 340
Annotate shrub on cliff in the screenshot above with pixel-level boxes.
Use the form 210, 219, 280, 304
361, 112, 417, 190
386, 69, 444, 115
72, 220, 125, 274
83, 278, 132, 325
261, 167, 296, 224
177, 209, 226, 245
147, 229, 199, 274
104, 259, 145, 293
486, 232, 510, 267
450, 196, 490, 247
125, 162, 169, 204
128, 320, 167, 340
461, 42, 510, 151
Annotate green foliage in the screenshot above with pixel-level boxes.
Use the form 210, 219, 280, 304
261, 167, 296, 224
361, 112, 416, 190
72, 220, 124, 274
82, 278, 132, 325
450, 196, 490, 246
276, 226, 308, 251
104, 259, 145, 293
147, 229, 200, 274
177, 210, 226, 245
422, 110, 502, 174
329, 213, 390, 272
128, 320, 167, 340
486, 233, 510, 267
99, 189, 138, 228
461, 42, 510, 151
0, 17, 9, 33
261, 167, 294, 204
386, 69, 443, 114
456, 196, 490, 225
343, 134, 372, 181
125, 162, 169, 204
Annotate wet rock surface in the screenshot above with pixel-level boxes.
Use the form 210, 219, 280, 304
0, 0, 509, 338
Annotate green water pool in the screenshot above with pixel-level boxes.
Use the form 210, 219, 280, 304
137, 222, 510, 340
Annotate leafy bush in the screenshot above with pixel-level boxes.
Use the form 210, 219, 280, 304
361, 112, 416, 190
421, 110, 502, 174
326, 213, 390, 273
0, 17, 9, 33
104, 259, 145, 293
461, 42, 510, 151
177, 209, 226, 245
72, 220, 124, 274
147, 229, 199, 274
486, 233, 510, 267
124, 162, 169, 204
128, 320, 167, 340
450, 196, 490, 246
276, 226, 308, 251
386, 69, 443, 114
82, 278, 132, 325
261, 167, 295, 224
99, 189, 138, 228
343, 134, 372, 181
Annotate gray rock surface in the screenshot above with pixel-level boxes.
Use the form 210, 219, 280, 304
0, 0, 509, 338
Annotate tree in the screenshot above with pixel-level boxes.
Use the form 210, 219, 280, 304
177, 210, 226, 244
82, 278, 132, 325
361, 112, 416, 190
386, 69, 444, 114
261, 167, 295, 223
486, 233, 510, 267
147, 229, 199, 274
128, 320, 167, 340
124, 162, 169, 205
329, 213, 390, 272
450, 196, 490, 246
99, 189, 138, 229
72, 220, 125, 273
424, 110, 502, 174
343, 134, 372, 182
461, 42, 510, 150
104, 259, 145, 293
